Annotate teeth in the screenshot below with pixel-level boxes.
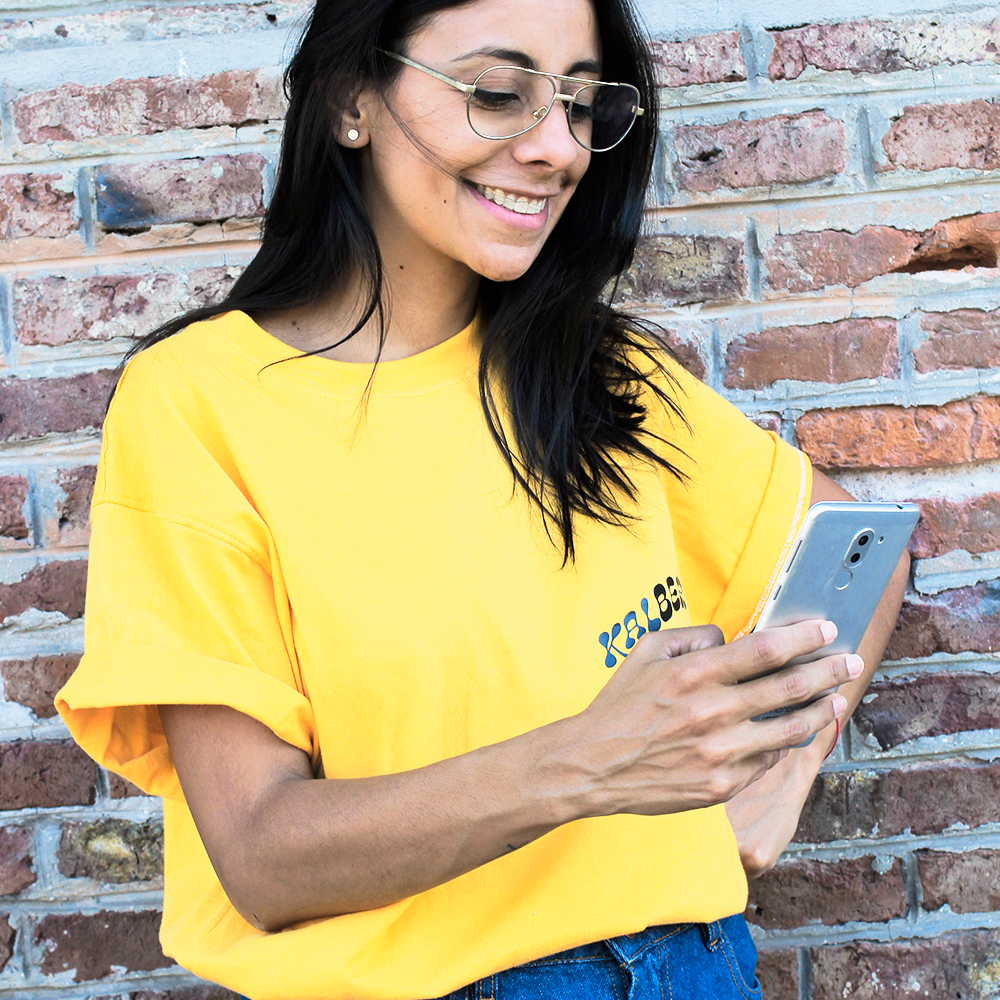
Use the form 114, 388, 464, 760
475, 184, 546, 216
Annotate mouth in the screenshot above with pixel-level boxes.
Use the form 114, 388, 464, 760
471, 183, 548, 216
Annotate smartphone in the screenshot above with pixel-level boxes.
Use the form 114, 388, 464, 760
749, 501, 919, 735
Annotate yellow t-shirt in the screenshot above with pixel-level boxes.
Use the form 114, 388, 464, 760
57, 310, 810, 1000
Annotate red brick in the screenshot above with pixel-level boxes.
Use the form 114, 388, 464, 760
914, 308, 1000, 372
0, 560, 87, 622
796, 757, 1000, 843
747, 855, 906, 929
0, 740, 96, 810
881, 99, 1000, 172
14, 70, 284, 143
675, 111, 846, 192
129, 988, 240, 1000
13, 268, 239, 348
108, 772, 147, 799
58, 818, 163, 883
0, 172, 77, 240
94, 154, 266, 230
769, 17, 1000, 81
660, 329, 707, 380
649, 32, 745, 88
35, 909, 170, 981
0, 825, 35, 897
48, 465, 96, 547
725, 318, 897, 389
752, 413, 782, 434
755, 949, 799, 999
0, 913, 13, 972
619, 234, 746, 306
855, 672, 1000, 749
917, 848, 1000, 913
795, 397, 1000, 470
812, 930, 1000, 1000
0, 475, 29, 545
0, 370, 117, 443
908, 492, 1000, 558
0, 654, 80, 719
765, 213, 1000, 292
885, 583, 1000, 659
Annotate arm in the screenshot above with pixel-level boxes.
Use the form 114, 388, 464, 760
161, 619, 858, 931
724, 469, 910, 878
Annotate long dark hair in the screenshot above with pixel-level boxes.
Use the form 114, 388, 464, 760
120, 0, 685, 562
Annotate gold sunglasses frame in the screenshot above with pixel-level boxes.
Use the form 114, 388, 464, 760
380, 50, 644, 152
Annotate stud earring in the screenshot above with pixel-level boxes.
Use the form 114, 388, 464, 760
347, 128, 360, 142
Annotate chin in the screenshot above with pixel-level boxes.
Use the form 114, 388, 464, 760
473, 250, 542, 283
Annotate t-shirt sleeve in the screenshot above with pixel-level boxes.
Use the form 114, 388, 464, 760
56, 349, 316, 801
657, 359, 812, 641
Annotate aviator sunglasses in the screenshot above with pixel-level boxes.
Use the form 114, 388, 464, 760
380, 50, 645, 152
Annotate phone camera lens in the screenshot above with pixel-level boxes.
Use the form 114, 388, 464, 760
859, 535, 869, 546
850, 552, 861, 563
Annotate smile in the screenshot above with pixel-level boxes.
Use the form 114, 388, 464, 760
473, 183, 547, 215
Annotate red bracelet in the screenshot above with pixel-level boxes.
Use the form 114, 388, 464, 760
824, 718, 841, 761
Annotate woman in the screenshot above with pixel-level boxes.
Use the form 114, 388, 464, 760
57, 0, 908, 996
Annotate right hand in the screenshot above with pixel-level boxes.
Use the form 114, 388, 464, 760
576, 620, 857, 818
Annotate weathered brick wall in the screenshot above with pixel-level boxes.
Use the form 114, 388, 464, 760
1, 1, 998, 998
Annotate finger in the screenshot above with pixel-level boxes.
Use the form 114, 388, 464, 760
648, 624, 725, 660
744, 691, 847, 754
741, 652, 864, 718
717, 619, 838, 684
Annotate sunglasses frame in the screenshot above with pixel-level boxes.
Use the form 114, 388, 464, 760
380, 50, 644, 152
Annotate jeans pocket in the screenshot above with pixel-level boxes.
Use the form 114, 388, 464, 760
715, 916, 763, 999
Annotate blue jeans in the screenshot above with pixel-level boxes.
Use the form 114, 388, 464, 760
240, 914, 762, 1000
432, 916, 761, 1000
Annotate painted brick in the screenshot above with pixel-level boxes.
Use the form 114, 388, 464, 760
0, 913, 13, 972
855, 672, 1000, 750
94, 154, 266, 230
746, 856, 906, 929
108, 772, 147, 799
0, 740, 96, 810
885, 582, 1000, 659
0, 825, 35, 897
881, 99, 1000, 173
755, 949, 799, 999
914, 308, 1000, 372
649, 32, 745, 88
129, 987, 240, 1000
795, 758, 1000, 843
795, 397, 1000, 471
812, 931, 1000, 1000
724, 318, 897, 389
0, 475, 30, 547
13, 268, 239, 348
59, 818, 164, 883
908, 492, 1000, 558
14, 70, 284, 143
765, 213, 1000, 292
0, 370, 117, 443
0, 172, 77, 240
35, 909, 170, 981
619, 234, 746, 306
674, 111, 847, 192
0, 654, 80, 719
0, 560, 88, 622
47, 465, 96, 547
769, 16, 1000, 81
917, 848, 1000, 914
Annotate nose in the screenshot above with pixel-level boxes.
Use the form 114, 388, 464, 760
510, 100, 587, 172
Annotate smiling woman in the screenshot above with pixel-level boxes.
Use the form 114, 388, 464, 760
53, 0, 906, 998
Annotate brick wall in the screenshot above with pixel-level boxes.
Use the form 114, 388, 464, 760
1, 1, 998, 998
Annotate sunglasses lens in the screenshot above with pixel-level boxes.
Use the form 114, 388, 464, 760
468, 68, 556, 139
568, 84, 640, 151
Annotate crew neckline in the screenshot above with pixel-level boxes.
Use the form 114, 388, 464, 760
212, 309, 481, 397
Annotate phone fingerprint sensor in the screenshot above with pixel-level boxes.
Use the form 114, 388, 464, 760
834, 568, 853, 591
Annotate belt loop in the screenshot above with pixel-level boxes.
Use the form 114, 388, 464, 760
700, 921, 721, 951
478, 972, 497, 1000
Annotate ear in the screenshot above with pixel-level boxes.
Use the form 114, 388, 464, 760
334, 83, 377, 147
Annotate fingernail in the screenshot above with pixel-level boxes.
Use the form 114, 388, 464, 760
846, 654, 864, 678
821, 620, 838, 643
832, 694, 849, 716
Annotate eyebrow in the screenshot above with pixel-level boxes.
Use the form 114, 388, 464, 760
451, 46, 602, 77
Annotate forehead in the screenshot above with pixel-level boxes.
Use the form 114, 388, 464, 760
406, 0, 601, 72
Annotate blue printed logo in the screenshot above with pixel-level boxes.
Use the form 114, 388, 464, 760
598, 576, 688, 668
